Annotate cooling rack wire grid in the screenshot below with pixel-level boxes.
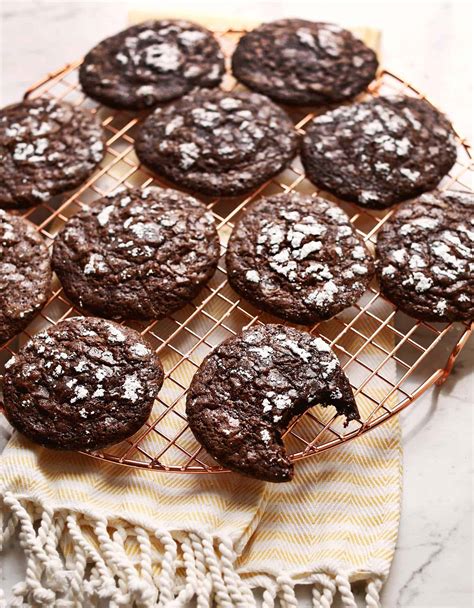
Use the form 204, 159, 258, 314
0, 28, 472, 474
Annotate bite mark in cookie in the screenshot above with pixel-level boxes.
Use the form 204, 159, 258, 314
186, 324, 359, 482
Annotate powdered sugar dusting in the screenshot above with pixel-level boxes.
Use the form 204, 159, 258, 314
234, 194, 373, 319
122, 374, 143, 402
97, 205, 114, 227
107, 324, 126, 343
303, 96, 456, 207
245, 270, 260, 283
130, 343, 150, 357
179, 142, 200, 169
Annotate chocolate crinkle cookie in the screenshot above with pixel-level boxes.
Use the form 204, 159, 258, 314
232, 19, 378, 106
187, 324, 359, 482
302, 96, 457, 209
79, 20, 225, 110
134, 89, 298, 197
226, 192, 374, 324
376, 190, 473, 322
52, 186, 220, 320
0, 97, 105, 209
0, 210, 52, 343
3, 317, 164, 451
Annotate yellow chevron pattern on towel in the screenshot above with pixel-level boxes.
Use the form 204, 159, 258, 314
0, 404, 401, 607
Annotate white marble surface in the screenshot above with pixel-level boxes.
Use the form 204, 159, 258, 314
0, 1, 472, 606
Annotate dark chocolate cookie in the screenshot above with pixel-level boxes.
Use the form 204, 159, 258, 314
134, 89, 298, 196
226, 192, 374, 324
0, 210, 52, 343
3, 317, 164, 450
52, 186, 220, 320
79, 20, 225, 110
232, 19, 378, 106
0, 97, 105, 209
376, 191, 473, 322
187, 324, 359, 482
302, 96, 457, 209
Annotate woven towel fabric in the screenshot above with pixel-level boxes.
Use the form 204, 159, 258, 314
237, 418, 402, 607
0, 400, 401, 608
0, 439, 269, 607
1, 414, 400, 608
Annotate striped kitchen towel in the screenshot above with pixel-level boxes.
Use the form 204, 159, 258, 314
236, 417, 402, 607
0, 414, 401, 608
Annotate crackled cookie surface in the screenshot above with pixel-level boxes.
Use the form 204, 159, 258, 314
52, 187, 220, 320
0, 97, 104, 208
186, 324, 359, 482
0, 211, 52, 343
376, 191, 473, 322
135, 89, 298, 196
232, 19, 378, 106
80, 20, 225, 110
226, 192, 374, 324
3, 317, 164, 450
302, 96, 457, 209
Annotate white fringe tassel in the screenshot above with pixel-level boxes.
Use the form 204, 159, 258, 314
1, 492, 385, 607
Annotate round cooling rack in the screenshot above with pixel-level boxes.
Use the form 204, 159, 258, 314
0, 28, 472, 475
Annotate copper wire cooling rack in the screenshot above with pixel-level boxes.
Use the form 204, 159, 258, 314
0, 28, 472, 474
